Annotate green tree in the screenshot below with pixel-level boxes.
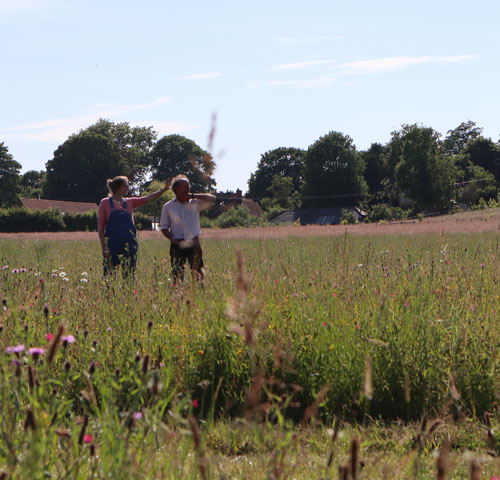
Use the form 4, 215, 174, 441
442, 120, 483, 155
393, 125, 456, 211
85, 119, 157, 192
301, 131, 368, 208
247, 147, 305, 199
362, 142, 390, 193
149, 135, 215, 192
0, 142, 21, 207
44, 131, 127, 203
135, 180, 174, 219
19, 170, 46, 198
466, 137, 500, 183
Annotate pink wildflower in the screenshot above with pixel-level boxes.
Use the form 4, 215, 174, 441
84, 434, 92, 444
29, 347, 45, 356
46, 333, 54, 342
61, 335, 75, 346
6, 344, 25, 354
133, 412, 142, 421
192, 399, 199, 408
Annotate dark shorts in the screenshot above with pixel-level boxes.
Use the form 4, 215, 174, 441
170, 239, 203, 281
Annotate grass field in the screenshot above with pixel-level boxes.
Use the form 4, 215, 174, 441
1, 218, 500, 478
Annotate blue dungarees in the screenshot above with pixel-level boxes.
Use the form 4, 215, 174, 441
104, 197, 138, 277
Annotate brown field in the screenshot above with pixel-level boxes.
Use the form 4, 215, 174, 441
1, 209, 499, 241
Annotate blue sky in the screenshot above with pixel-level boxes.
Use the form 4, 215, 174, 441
1, 0, 499, 192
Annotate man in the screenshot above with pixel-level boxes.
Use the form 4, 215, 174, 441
160, 175, 215, 282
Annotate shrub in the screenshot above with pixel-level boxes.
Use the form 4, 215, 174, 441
0, 207, 151, 232
63, 211, 98, 231
0, 207, 65, 232
133, 211, 152, 230
365, 204, 409, 223
340, 209, 358, 225
214, 205, 264, 228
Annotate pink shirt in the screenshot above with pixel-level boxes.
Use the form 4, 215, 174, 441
98, 197, 149, 232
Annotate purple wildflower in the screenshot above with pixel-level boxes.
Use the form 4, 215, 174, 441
6, 344, 25, 354
132, 412, 142, 421
11, 269, 19, 274
62, 335, 75, 347
29, 347, 45, 356
2, 265, 9, 270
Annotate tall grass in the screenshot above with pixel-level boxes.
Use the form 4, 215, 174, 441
1, 233, 500, 478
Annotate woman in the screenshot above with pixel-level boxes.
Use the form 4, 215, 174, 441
98, 176, 170, 277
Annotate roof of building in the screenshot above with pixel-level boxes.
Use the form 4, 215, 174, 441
270, 207, 365, 225
241, 199, 264, 217
213, 198, 264, 218
18, 198, 98, 214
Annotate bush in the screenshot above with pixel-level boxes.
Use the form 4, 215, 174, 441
214, 205, 264, 228
134, 212, 152, 230
340, 209, 358, 225
200, 215, 215, 228
0, 207, 152, 232
63, 211, 98, 231
0, 207, 65, 232
365, 204, 409, 223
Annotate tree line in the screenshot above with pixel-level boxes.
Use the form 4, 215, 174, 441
1, 119, 500, 220
248, 121, 500, 219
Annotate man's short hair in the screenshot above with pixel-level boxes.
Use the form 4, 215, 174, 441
172, 175, 190, 193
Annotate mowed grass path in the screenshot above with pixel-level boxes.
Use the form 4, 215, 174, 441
1, 233, 500, 478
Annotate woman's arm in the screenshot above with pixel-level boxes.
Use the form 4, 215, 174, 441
142, 178, 171, 204
97, 200, 110, 258
98, 229, 110, 258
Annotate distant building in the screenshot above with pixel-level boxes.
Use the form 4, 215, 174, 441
213, 190, 264, 218
270, 206, 365, 225
16, 198, 98, 214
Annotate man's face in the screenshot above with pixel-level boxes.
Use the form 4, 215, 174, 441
174, 180, 190, 203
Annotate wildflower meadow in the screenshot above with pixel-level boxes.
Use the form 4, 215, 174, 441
1, 232, 500, 479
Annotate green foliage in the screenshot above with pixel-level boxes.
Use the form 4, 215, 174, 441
149, 134, 216, 192
466, 137, 500, 182
18, 170, 46, 199
63, 211, 98, 231
340, 209, 358, 224
301, 131, 368, 208
365, 204, 409, 222
0, 142, 21, 207
133, 211, 152, 230
0, 208, 151, 232
135, 180, 174, 219
442, 120, 483, 155
44, 131, 127, 203
1, 233, 500, 476
362, 142, 390, 193
392, 124, 456, 211
0, 207, 65, 232
84, 119, 157, 191
247, 147, 305, 200
214, 205, 264, 228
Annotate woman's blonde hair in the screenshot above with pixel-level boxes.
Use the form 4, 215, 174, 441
106, 176, 129, 194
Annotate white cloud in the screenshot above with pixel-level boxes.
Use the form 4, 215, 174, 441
247, 75, 335, 89
340, 54, 481, 74
271, 59, 337, 71
275, 35, 342, 46
174, 72, 222, 80
0, 97, 193, 143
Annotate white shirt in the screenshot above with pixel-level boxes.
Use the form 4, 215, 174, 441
160, 198, 202, 240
